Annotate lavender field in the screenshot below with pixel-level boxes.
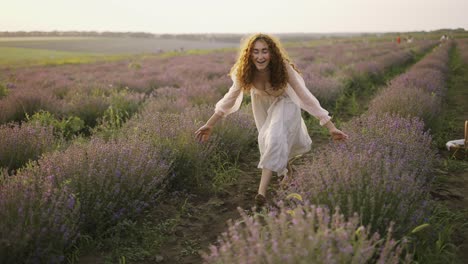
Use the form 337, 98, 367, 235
0, 36, 467, 264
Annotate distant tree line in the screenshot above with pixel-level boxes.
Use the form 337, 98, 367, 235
1, 29, 465, 42
0, 31, 325, 42
0, 31, 156, 38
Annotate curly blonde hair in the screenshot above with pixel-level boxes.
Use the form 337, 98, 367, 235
229, 33, 299, 93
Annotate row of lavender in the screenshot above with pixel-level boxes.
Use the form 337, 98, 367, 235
0, 52, 234, 173
0, 40, 435, 125
296, 41, 436, 106
0, 54, 233, 125
0, 104, 256, 263
0, 56, 244, 262
0, 40, 436, 174
202, 42, 453, 263
1, 40, 425, 174
0, 40, 435, 262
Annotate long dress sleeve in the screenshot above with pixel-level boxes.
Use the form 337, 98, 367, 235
214, 73, 243, 117
285, 63, 332, 126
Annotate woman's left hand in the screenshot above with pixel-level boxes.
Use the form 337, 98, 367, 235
195, 124, 213, 143
329, 128, 349, 141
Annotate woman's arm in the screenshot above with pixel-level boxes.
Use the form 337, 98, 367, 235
286, 63, 348, 140
214, 80, 243, 118
195, 74, 243, 142
195, 112, 222, 142
286, 63, 331, 125
323, 119, 348, 141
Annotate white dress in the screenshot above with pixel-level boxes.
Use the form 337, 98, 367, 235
214, 63, 331, 176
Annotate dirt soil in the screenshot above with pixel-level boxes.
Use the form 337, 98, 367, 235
150, 136, 330, 264
155, 160, 260, 264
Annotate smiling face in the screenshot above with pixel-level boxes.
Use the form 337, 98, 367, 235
251, 40, 271, 72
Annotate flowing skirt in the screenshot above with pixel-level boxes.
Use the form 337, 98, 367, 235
252, 92, 312, 176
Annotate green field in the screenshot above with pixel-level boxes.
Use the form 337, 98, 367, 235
0, 46, 121, 66
0, 36, 239, 54
0, 36, 241, 67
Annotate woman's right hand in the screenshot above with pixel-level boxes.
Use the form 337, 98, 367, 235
195, 124, 213, 143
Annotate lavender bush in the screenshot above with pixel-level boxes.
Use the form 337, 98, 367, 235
369, 86, 441, 124
202, 203, 412, 264
368, 41, 451, 126
122, 102, 256, 189
122, 103, 216, 189
300, 41, 436, 107
19, 136, 172, 235
280, 114, 436, 237
0, 88, 61, 123
0, 172, 80, 263
0, 122, 56, 171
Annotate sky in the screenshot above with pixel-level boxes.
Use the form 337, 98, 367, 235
1, 0, 467, 34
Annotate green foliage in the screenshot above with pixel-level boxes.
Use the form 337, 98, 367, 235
109, 88, 141, 115
180, 239, 201, 257
128, 61, 142, 70
303, 115, 329, 139
408, 204, 467, 264
333, 53, 420, 120
209, 151, 243, 192
0, 167, 7, 184
72, 215, 179, 263
432, 43, 468, 148
66, 87, 142, 133
0, 82, 9, 98
26, 110, 85, 139
93, 105, 129, 140
336, 91, 360, 116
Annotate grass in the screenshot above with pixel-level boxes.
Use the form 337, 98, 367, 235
0, 46, 129, 67
209, 151, 244, 193
69, 217, 180, 264
413, 42, 468, 263
431, 44, 468, 149
69, 189, 210, 264
0, 46, 236, 69
0, 36, 240, 68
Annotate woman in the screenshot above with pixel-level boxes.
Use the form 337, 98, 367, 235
195, 33, 348, 207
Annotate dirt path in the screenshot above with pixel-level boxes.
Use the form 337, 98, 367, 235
155, 159, 260, 263
152, 136, 331, 264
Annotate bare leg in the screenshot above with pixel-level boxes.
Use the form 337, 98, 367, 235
279, 161, 293, 188
258, 168, 273, 196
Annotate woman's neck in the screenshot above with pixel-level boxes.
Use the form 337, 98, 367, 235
255, 68, 270, 80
